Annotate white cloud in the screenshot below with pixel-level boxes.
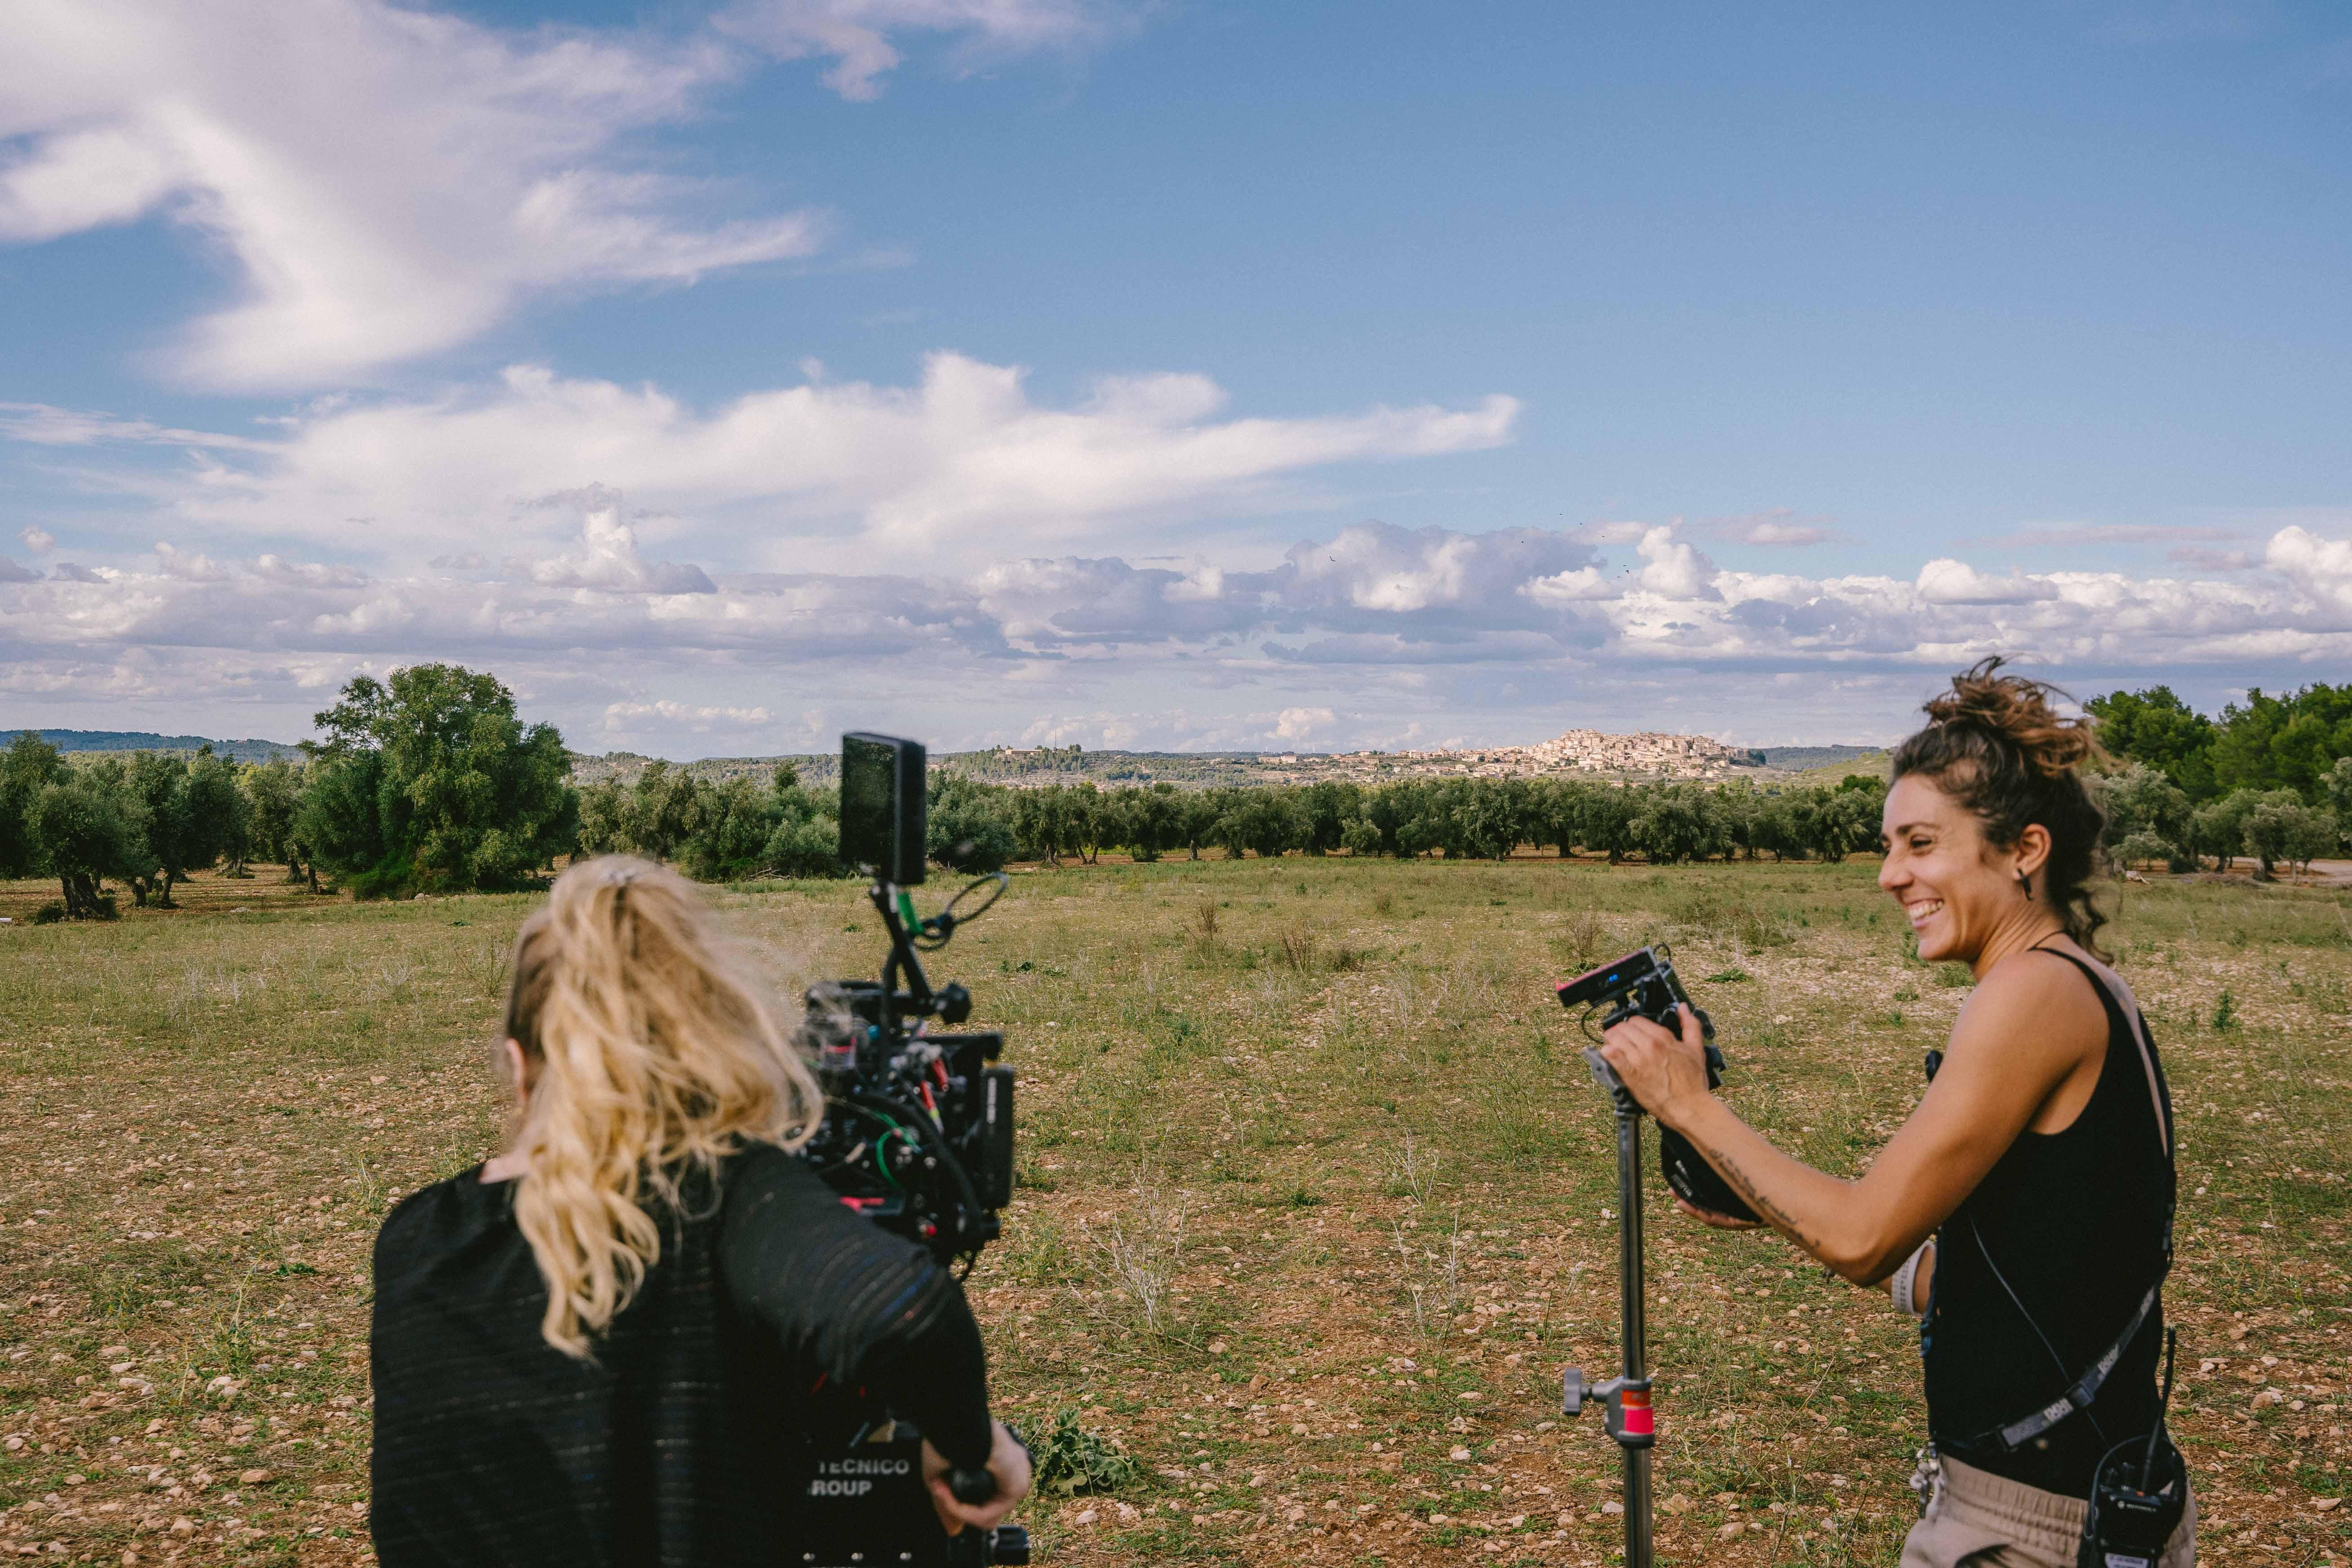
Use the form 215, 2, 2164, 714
719, 0, 1115, 101
1915, 558, 2061, 605
11, 513, 2352, 753
153, 542, 230, 582
1705, 508, 1843, 547
19, 527, 54, 554
2265, 524, 2352, 595
5, 359, 1520, 562
1635, 526, 1720, 601
513, 487, 717, 595
0, 0, 1104, 388
1274, 706, 1332, 741
604, 699, 774, 727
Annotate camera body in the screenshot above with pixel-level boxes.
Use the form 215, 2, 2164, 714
1555, 946, 1760, 1225
793, 733, 1025, 1568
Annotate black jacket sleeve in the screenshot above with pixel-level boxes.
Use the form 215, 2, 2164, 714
718, 1145, 993, 1469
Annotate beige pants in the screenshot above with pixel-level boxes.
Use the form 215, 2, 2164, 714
1899, 1451, 2196, 1568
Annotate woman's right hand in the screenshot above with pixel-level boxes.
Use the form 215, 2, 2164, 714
922, 1420, 1033, 1536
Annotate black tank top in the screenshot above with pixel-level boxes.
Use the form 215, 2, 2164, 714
1922, 944, 2176, 1497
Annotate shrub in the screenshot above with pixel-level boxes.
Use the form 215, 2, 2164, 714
1031, 1409, 1140, 1496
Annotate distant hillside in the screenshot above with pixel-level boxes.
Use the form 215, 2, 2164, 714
11, 728, 303, 763
567, 751, 836, 788
1754, 745, 1885, 771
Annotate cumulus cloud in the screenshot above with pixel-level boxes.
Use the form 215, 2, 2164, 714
0, 557, 36, 584
1915, 558, 2061, 606
1635, 526, 1720, 601
0, 0, 1105, 387
513, 487, 716, 594
18, 527, 53, 554
5, 359, 1519, 562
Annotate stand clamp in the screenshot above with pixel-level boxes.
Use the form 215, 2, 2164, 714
1561, 1370, 1655, 1449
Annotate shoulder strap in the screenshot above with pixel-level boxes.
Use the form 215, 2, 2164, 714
1966, 1276, 2165, 1452
2025, 941, 2172, 1159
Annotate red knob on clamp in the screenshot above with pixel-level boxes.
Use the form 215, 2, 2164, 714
1562, 1369, 1656, 1450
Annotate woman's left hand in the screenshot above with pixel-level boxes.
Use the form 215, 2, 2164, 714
922, 1421, 1033, 1537
1597, 1003, 1714, 1130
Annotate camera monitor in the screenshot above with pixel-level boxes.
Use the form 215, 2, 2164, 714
840, 733, 928, 886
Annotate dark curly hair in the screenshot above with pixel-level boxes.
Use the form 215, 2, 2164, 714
1889, 657, 2111, 959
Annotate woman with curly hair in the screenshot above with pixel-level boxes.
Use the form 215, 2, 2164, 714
1598, 659, 2192, 1567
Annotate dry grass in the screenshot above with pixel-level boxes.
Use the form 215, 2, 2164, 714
0, 856, 2346, 1567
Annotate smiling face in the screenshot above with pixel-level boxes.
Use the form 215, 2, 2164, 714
1879, 772, 2050, 968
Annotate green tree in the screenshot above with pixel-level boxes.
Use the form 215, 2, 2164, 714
299, 665, 577, 896
2093, 763, 2193, 872
29, 769, 141, 918
2209, 684, 2352, 803
761, 773, 845, 879
0, 731, 66, 879
1295, 781, 1360, 856
2085, 687, 2218, 799
1578, 784, 1640, 864
2189, 789, 2260, 873
1813, 780, 1886, 861
929, 775, 1018, 873
1630, 784, 1726, 864
677, 777, 779, 882
120, 752, 196, 908
2241, 790, 2336, 880
1173, 791, 1221, 860
2326, 757, 2352, 826
240, 756, 304, 871
188, 747, 249, 878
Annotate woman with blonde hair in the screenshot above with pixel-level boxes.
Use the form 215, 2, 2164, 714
368, 856, 1028, 1565
1599, 660, 2191, 1566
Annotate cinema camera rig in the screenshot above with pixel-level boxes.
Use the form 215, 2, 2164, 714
793, 733, 1026, 1568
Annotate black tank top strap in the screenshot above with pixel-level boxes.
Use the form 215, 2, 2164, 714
2019, 939, 2173, 1158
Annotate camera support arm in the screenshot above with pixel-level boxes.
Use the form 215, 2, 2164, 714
1562, 1047, 1656, 1568
872, 883, 971, 1035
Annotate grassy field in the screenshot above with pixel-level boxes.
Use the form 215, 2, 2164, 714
0, 855, 2345, 1567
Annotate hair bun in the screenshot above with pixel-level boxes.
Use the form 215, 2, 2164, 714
1920, 656, 2100, 779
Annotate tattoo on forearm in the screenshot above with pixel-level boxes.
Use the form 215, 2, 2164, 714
1704, 1143, 1821, 1254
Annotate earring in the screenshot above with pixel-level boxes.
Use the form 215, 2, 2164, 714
2017, 870, 2032, 899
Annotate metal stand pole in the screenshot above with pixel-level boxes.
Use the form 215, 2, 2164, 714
1616, 1109, 1653, 1568
1564, 1050, 1656, 1568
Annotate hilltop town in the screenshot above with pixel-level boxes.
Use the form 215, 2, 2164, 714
567, 729, 1879, 791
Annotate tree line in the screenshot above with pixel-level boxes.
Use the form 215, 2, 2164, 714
0, 665, 574, 918
2086, 682, 2352, 878
9, 667, 2352, 917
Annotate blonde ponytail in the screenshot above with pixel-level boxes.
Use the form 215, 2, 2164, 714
500, 855, 824, 1357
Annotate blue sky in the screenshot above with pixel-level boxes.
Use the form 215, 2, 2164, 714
4, 0, 2352, 755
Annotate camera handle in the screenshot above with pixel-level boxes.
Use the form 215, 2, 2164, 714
1560, 1046, 1656, 1568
